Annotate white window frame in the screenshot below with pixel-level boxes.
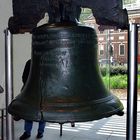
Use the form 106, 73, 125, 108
99, 44, 104, 55
119, 44, 125, 56
119, 36, 125, 40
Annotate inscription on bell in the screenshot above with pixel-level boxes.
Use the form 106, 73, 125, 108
32, 32, 95, 48
40, 49, 70, 67
33, 32, 94, 40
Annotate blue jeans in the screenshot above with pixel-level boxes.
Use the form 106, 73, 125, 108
24, 120, 46, 135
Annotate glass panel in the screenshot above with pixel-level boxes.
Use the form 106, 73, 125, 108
119, 44, 125, 56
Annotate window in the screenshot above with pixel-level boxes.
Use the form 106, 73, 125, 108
98, 37, 104, 41
119, 36, 125, 40
100, 50, 104, 55
109, 45, 114, 56
99, 44, 104, 55
110, 36, 114, 40
119, 44, 125, 56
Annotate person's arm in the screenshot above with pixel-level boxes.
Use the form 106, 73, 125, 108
22, 60, 31, 85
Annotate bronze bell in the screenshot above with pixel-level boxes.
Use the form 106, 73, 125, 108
8, 23, 124, 123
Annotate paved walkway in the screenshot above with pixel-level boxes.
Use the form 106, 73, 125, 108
13, 100, 140, 140
14, 113, 140, 140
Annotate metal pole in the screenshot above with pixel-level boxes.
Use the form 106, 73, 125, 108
127, 23, 138, 140
4, 28, 14, 140
1, 109, 4, 140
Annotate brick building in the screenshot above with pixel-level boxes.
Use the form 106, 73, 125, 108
83, 8, 140, 64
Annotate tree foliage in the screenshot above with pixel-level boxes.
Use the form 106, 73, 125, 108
79, 8, 92, 23
123, 0, 136, 4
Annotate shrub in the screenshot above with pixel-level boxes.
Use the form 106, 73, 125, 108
100, 66, 127, 76
102, 74, 140, 89
99, 67, 108, 76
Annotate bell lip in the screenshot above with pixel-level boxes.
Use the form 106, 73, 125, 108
43, 107, 124, 124
40, 95, 121, 109
8, 94, 124, 123
40, 95, 124, 123
8, 99, 42, 122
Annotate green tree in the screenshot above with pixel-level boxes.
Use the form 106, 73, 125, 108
123, 0, 137, 4
79, 8, 92, 23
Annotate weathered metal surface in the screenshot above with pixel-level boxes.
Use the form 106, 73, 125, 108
8, 24, 124, 123
8, 0, 128, 34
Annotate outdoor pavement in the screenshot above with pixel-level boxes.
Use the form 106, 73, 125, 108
12, 100, 140, 140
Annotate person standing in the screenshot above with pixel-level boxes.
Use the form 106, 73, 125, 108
20, 59, 46, 140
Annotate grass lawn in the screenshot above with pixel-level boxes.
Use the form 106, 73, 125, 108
102, 74, 140, 100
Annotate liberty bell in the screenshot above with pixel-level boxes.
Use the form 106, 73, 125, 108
8, 22, 124, 123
